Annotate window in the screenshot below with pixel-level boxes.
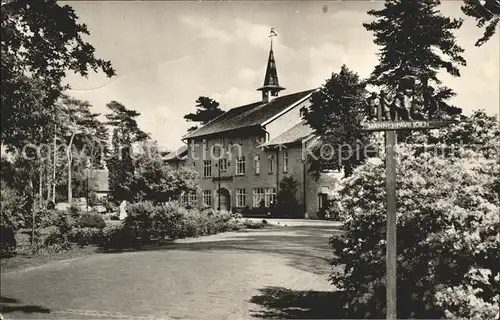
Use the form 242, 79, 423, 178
318, 193, 328, 209
193, 162, 196, 168
236, 156, 245, 175
181, 192, 197, 206
189, 192, 197, 205
203, 160, 212, 177
300, 106, 307, 118
212, 145, 221, 158
254, 155, 260, 175
283, 151, 289, 173
237, 136, 243, 145
236, 189, 246, 207
265, 188, 276, 207
203, 190, 212, 207
268, 155, 274, 174
253, 188, 265, 207
219, 158, 227, 172
181, 193, 189, 205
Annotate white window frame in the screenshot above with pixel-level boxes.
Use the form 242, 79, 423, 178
283, 151, 289, 173
212, 145, 221, 158
219, 158, 227, 172
181, 192, 189, 205
236, 156, 245, 175
265, 188, 276, 207
254, 155, 260, 175
236, 189, 246, 207
189, 192, 197, 205
203, 160, 212, 177
203, 190, 212, 207
253, 188, 265, 207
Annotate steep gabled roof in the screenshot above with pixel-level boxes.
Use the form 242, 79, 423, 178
183, 89, 315, 140
261, 120, 315, 147
163, 144, 188, 162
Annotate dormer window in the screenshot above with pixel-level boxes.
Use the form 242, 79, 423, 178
300, 106, 307, 118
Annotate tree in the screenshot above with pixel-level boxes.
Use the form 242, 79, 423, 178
302, 65, 375, 177
105, 101, 149, 203
184, 97, 224, 133
132, 141, 200, 202
462, 0, 500, 46
363, 0, 466, 112
57, 96, 101, 203
274, 176, 300, 218
328, 110, 500, 318
1, 0, 115, 148
405, 109, 500, 159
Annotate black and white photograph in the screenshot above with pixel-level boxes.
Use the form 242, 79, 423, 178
1, 0, 499, 319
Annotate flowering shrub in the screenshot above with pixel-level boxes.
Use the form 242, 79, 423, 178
329, 146, 499, 319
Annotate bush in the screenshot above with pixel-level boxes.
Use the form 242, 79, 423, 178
123, 201, 238, 243
69, 228, 104, 247
0, 225, 16, 252
102, 224, 136, 249
78, 213, 106, 229
0, 181, 27, 231
329, 147, 499, 319
243, 220, 265, 229
67, 204, 82, 220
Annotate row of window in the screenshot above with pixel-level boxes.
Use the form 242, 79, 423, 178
200, 152, 289, 178
183, 188, 277, 208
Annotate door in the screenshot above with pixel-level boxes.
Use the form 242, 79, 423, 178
218, 188, 230, 212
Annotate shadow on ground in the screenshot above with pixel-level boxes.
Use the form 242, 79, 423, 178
0, 296, 51, 315
96, 226, 343, 275
249, 286, 349, 319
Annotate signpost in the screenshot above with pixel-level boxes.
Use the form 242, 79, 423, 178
361, 80, 451, 320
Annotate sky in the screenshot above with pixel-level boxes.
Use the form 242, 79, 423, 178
63, 1, 500, 151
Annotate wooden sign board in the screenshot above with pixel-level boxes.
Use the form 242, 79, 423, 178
360, 88, 453, 320
361, 119, 452, 131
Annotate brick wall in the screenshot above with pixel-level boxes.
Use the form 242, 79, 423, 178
186, 128, 281, 211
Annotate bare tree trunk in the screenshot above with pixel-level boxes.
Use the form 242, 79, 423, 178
29, 179, 35, 245
67, 132, 77, 204
39, 162, 43, 209
52, 127, 57, 203
46, 158, 51, 202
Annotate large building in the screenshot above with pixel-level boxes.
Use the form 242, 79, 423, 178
166, 37, 341, 218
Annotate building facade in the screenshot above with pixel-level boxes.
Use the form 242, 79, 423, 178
165, 38, 341, 218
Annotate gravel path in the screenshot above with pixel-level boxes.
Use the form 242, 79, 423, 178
1, 224, 344, 319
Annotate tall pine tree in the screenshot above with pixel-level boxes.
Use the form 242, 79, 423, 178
184, 97, 224, 133
462, 0, 500, 46
105, 101, 148, 203
364, 0, 466, 114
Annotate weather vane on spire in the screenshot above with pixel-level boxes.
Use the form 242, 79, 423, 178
269, 27, 278, 47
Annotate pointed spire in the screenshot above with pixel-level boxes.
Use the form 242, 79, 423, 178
257, 28, 285, 103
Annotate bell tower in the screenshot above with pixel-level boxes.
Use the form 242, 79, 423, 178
257, 28, 285, 103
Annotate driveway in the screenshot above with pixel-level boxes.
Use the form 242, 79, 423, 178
1, 223, 344, 319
